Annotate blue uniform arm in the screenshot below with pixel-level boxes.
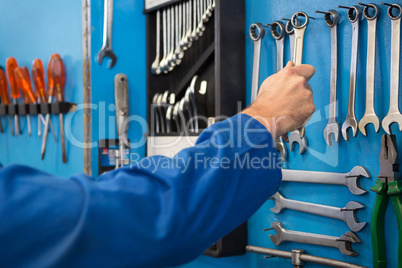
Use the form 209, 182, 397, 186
0, 114, 281, 267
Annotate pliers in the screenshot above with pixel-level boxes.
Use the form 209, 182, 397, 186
371, 135, 402, 268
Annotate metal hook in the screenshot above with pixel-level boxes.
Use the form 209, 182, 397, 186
358, 2, 369, 7
315, 10, 329, 15
338, 5, 352, 9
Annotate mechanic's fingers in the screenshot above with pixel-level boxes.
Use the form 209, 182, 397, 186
292, 64, 315, 81
285, 61, 294, 68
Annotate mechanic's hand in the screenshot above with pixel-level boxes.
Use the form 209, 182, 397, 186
242, 61, 315, 138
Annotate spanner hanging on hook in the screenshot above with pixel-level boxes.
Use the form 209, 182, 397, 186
249, 23, 265, 103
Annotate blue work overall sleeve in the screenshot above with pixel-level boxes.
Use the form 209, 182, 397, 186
0, 114, 282, 267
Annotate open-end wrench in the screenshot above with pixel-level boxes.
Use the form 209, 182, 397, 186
282, 166, 370, 195
288, 130, 308, 155
186, 76, 199, 132
319, 10, 340, 146
96, 0, 117, 69
269, 222, 361, 256
271, 192, 367, 232
270, 21, 287, 162
196, 0, 206, 37
151, 10, 162, 75
341, 6, 362, 141
358, 3, 380, 136
382, 3, 402, 134
165, 93, 176, 133
249, 23, 265, 102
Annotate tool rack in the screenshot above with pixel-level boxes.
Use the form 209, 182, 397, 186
0, 102, 76, 117
144, 0, 247, 257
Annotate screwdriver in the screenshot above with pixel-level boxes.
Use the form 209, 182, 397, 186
41, 54, 61, 160
51, 56, 67, 163
14, 67, 35, 136
0, 67, 14, 135
32, 59, 57, 141
6, 57, 21, 135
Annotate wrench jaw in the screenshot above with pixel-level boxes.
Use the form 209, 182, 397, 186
288, 131, 308, 155
343, 201, 367, 232
269, 222, 285, 246
336, 232, 361, 257
358, 115, 380, 136
270, 192, 284, 213
275, 137, 287, 163
341, 117, 358, 141
323, 122, 340, 146
96, 48, 117, 69
382, 114, 402, 135
346, 166, 370, 195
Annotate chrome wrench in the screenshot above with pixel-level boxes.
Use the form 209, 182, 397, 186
249, 23, 265, 102
358, 3, 380, 136
341, 5, 362, 141
319, 10, 340, 146
96, 0, 117, 68
115, 74, 129, 168
151, 10, 162, 75
382, 3, 402, 134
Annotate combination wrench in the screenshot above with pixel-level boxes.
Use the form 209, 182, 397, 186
151, 10, 162, 75
281, 166, 371, 195
271, 192, 367, 232
341, 5, 362, 141
269, 222, 361, 256
358, 3, 380, 136
318, 10, 340, 146
96, 0, 117, 69
382, 3, 402, 134
249, 23, 265, 102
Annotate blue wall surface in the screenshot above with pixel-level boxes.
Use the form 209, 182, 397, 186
0, 0, 83, 177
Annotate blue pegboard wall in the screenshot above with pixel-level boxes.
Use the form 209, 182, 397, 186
0, 0, 83, 177
180, 0, 400, 267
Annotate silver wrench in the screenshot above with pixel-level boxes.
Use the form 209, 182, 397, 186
270, 192, 367, 232
341, 5, 362, 141
151, 10, 162, 75
358, 3, 380, 136
269, 222, 361, 256
249, 23, 265, 102
319, 10, 340, 146
270, 21, 287, 162
382, 3, 402, 134
282, 166, 370, 195
96, 0, 117, 68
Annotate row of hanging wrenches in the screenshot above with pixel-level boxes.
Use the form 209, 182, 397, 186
151, 0, 215, 75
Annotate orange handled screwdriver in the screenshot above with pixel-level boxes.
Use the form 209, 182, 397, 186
32, 61, 57, 141
14, 67, 35, 136
0, 67, 14, 135
6, 57, 21, 135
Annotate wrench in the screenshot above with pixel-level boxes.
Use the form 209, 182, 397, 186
114, 74, 129, 168
166, 6, 175, 72
382, 3, 402, 134
174, 4, 184, 64
152, 94, 161, 133
320, 10, 340, 146
341, 6, 362, 141
269, 222, 361, 256
186, 76, 199, 132
270, 192, 367, 232
96, 0, 117, 69
288, 130, 308, 155
282, 166, 370, 195
270, 21, 287, 162
165, 93, 176, 133
249, 23, 265, 102
159, 8, 168, 72
358, 3, 380, 136
151, 10, 162, 75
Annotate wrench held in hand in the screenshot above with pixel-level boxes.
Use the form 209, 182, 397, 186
382, 3, 402, 134
269, 222, 361, 256
320, 10, 340, 146
358, 3, 380, 136
249, 23, 265, 103
281, 166, 370, 195
270, 192, 367, 232
96, 0, 117, 69
341, 6, 362, 141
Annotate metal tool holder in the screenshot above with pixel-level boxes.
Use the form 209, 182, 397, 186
144, 0, 247, 258
0, 102, 77, 118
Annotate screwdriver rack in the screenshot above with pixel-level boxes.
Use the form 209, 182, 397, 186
0, 102, 77, 117
144, 0, 247, 258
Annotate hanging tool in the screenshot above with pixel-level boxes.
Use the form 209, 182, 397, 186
269, 222, 361, 256
317, 10, 340, 146
14, 67, 35, 136
96, 0, 117, 68
269, 21, 287, 162
271, 192, 367, 232
32, 61, 57, 141
282, 166, 370, 195
151, 10, 162, 75
382, 3, 402, 134
114, 74, 129, 169
41, 54, 60, 160
340, 5, 362, 141
249, 22, 265, 102
358, 2, 380, 136
287, 12, 313, 153
370, 134, 402, 268
6, 57, 21, 135
0, 67, 14, 135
